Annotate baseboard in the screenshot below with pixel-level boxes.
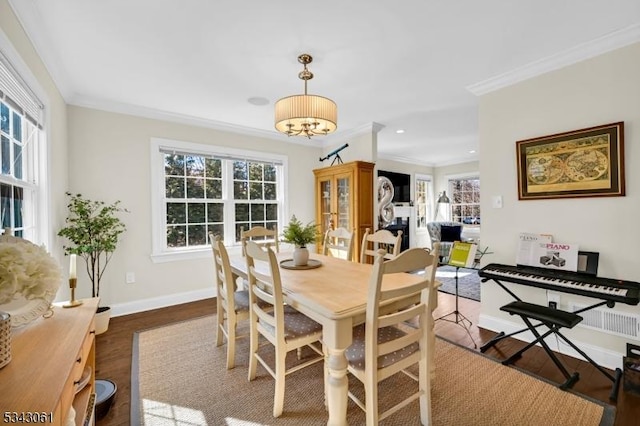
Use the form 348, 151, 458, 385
478, 313, 624, 370
110, 288, 215, 317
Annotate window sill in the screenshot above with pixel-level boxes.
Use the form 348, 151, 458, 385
150, 245, 243, 263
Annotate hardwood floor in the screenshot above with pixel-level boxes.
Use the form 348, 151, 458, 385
96, 292, 640, 425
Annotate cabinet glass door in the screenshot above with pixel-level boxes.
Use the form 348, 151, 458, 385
336, 174, 351, 230
319, 178, 332, 235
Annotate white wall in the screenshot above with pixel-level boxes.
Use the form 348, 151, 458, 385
479, 42, 640, 363
67, 106, 321, 313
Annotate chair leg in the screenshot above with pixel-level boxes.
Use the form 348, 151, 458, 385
427, 313, 436, 381
364, 375, 379, 425
419, 351, 432, 425
226, 317, 236, 369
273, 347, 287, 417
248, 318, 259, 381
215, 302, 225, 347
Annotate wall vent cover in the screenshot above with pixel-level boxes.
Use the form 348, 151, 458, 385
570, 303, 639, 340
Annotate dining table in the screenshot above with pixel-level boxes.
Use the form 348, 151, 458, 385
229, 250, 437, 426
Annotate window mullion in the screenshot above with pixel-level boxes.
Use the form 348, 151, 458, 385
223, 160, 235, 244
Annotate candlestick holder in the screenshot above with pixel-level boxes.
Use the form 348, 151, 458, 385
63, 278, 83, 308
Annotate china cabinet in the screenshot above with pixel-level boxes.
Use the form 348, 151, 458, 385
313, 161, 374, 261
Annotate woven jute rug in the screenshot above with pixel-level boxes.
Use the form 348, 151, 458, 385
132, 315, 615, 425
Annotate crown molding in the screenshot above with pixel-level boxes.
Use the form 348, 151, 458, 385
467, 23, 640, 96
377, 153, 437, 168
70, 94, 331, 146
323, 121, 386, 146
377, 152, 480, 168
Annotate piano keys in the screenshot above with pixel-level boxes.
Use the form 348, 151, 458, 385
479, 263, 640, 306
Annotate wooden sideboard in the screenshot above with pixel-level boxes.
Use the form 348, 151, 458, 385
0, 298, 98, 425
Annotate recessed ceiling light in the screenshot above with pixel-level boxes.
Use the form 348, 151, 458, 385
396, 129, 405, 134
469, 150, 476, 154
248, 97, 269, 106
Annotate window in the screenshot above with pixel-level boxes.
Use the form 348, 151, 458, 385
0, 49, 45, 243
449, 177, 480, 225
415, 175, 433, 228
232, 160, 279, 241
151, 138, 287, 262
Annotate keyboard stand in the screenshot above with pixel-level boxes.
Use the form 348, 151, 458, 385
435, 266, 477, 348
481, 277, 623, 401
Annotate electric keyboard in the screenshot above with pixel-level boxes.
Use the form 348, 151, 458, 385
478, 263, 640, 305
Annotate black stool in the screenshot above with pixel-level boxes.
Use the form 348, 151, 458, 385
483, 301, 583, 390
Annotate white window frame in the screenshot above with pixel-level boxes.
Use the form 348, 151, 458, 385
0, 30, 49, 247
150, 137, 288, 263
446, 172, 480, 227
414, 174, 433, 229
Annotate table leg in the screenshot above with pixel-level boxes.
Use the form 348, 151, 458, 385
326, 347, 349, 426
322, 318, 352, 426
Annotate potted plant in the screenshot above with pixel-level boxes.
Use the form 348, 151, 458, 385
282, 215, 319, 266
57, 192, 127, 334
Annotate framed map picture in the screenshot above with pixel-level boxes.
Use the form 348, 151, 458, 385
516, 122, 625, 200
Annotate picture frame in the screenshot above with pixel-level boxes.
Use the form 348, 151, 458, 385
516, 122, 625, 200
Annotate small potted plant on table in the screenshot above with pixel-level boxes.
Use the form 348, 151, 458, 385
282, 215, 319, 266
58, 192, 127, 334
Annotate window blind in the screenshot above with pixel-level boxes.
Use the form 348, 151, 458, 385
0, 50, 44, 125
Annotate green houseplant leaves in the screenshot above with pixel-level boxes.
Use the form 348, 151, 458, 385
282, 215, 319, 248
57, 192, 127, 299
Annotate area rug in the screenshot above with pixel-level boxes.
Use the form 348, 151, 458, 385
132, 315, 614, 425
436, 265, 481, 301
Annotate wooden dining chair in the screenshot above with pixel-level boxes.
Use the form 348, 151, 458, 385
359, 227, 403, 263
244, 240, 324, 417
345, 247, 438, 425
322, 227, 355, 261
210, 233, 251, 369
240, 225, 279, 256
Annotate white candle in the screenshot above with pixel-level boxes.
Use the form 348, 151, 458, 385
69, 254, 77, 279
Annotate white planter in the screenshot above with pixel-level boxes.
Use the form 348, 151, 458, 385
293, 246, 309, 266
95, 306, 111, 335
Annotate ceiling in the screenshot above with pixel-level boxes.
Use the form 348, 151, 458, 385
7, 1, 640, 166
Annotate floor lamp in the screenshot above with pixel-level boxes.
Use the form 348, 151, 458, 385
434, 191, 450, 221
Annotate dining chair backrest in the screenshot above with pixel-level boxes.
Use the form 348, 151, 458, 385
211, 233, 235, 310
241, 225, 279, 256
210, 232, 250, 369
359, 227, 402, 263
348, 247, 437, 424
322, 227, 354, 261
366, 247, 436, 330
244, 240, 285, 339
421, 242, 441, 312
